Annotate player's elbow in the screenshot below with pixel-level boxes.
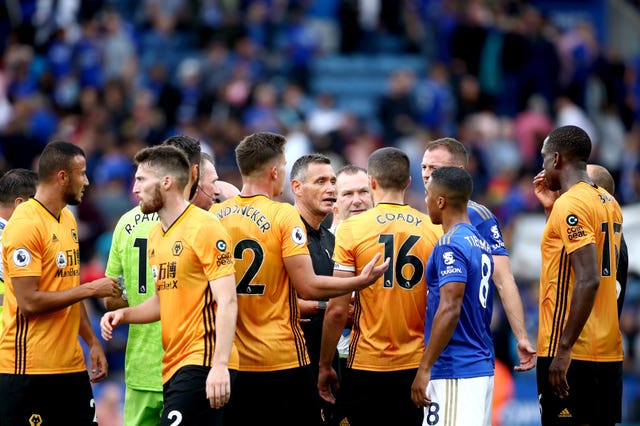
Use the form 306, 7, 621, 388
16, 301, 38, 318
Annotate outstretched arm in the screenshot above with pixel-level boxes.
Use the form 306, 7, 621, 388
492, 255, 536, 371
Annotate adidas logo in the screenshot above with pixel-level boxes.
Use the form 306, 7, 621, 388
558, 408, 572, 418
52, 234, 58, 242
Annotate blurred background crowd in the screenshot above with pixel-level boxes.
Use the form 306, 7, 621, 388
2, 0, 640, 424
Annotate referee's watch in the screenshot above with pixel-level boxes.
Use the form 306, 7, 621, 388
317, 301, 328, 311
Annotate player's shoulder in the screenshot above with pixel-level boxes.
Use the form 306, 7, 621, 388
467, 200, 495, 222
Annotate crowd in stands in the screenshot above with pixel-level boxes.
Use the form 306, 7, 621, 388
2, 0, 640, 418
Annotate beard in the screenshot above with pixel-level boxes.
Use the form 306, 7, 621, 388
140, 184, 164, 214
64, 186, 84, 205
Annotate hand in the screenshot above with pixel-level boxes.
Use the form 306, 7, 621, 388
317, 364, 339, 404
549, 348, 571, 398
358, 253, 390, 288
87, 277, 121, 298
411, 368, 431, 408
100, 310, 123, 341
514, 338, 537, 372
88, 342, 108, 383
206, 365, 231, 409
533, 171, 559, 212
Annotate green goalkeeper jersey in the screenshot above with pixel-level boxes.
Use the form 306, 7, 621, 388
106, 206, 162, 391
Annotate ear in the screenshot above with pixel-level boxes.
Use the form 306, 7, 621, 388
269, 165, 278, 181
291, 179, 302, 195
437, 194, 446, 210
162, 175, 172, 189
14, 197, 25, 207
405, 176, 412, 190
553, 152, 561, 169
56, 169, 68, 185
369, 175, 377, 190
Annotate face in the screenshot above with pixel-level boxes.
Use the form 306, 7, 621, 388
63, 155, 90, 205
133, 163, 164, 214
192, 160, 220, 210
421, 147, 457, 185
541, 138, 560, 191
424, 179, 442, 225
296, 162, 336, 218
335, 171, 372, 221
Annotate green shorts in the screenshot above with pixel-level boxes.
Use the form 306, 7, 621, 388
124, 386, 163, 426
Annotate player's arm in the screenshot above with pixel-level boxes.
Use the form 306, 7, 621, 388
104, 293, 129, 310
284, 253, 389, 300
79, 300, 108, 383
297, 297, 321, 319
13, 276, 120, 317
411, 281, 465, 408
206, 274, 237, 409
318, 286, 351, 404
549, 243, 599, 398
100, 293, 160, 341
492, 255, 536, 371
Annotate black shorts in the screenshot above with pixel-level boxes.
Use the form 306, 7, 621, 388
223, 365, 322, 426
0, 371, 96, 425
536, 357, 622, 425
338, 368, 423, 426
161, 365, 237, 426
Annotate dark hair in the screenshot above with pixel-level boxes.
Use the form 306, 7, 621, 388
425, 137, 468, 167
38, 141, 85, 181
336, 164, 367, 179
163, 135, 202, 198
545, 125, 591, 162
235, 132, 286, 176
367, 147, 410, 190
0, 169, 38, 205
290, 153, 332, 182
430, 166, 472, 208
134, 145, 190, 190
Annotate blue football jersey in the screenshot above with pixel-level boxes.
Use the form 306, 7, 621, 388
425, 223, 495, 379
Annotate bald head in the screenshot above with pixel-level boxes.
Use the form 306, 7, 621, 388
587, 164, 615, 195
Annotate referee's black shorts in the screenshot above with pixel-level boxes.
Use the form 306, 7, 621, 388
536, 357, 622, 426
0, 371, 96, 425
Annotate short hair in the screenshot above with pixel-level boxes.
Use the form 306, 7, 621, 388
424, 138, 468, 167
235, 132, 286, 176
162, 135, 202, 166
367, 147, 410, 190
336, 164, 367, 179
200, 152, 215, 177
0, 169, 38, 205
430, 166, 472, 208
163, 135, 202, 198
38, 141, 85, 181
587, 164, 615, 194
134, 145, 190, 190
544, 125, 591, 162
290, 154, 332, 182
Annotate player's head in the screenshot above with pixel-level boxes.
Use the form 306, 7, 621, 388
367, 147, 410, 195
38, 140, 88, 206
0, 168, 38, 214
541, 125, 591, 191
133, 145, 190, 214
425, 166, 472, 225
587, 164, 615, 195
333, 165, 372, 222
162, 135, 202, 199
421, 137, 468, 185
191, 152, 220, 211
235, 132, 287, 197
290, 153, 336, 220
215, 180, 240, 203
